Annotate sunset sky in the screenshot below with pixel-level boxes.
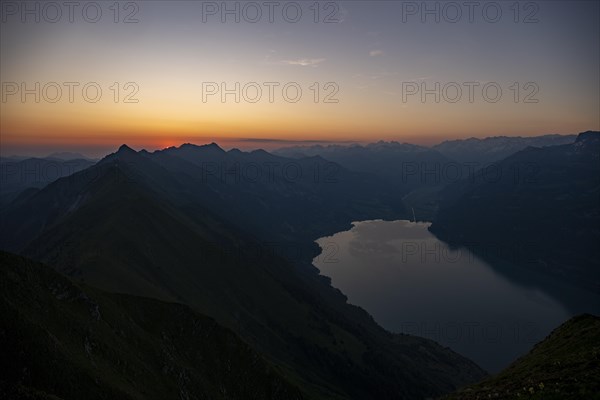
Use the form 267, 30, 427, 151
1, 1, 599, 157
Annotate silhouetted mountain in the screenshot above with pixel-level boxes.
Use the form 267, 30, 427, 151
430, 131, 600, 291
0, 155, 29, 162
274, 141, 451, 189
0, 145, 485, 399
147, 142, 407, 244
275, 135, 578, 221
443, 313, 600, 400
46, 152, 94, 161
0, 157, 96, 206
0, 251, 305, 400
432, 134, 576, 164
274, 141, 455, 220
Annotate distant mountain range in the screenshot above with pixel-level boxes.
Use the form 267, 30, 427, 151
46, 152, 95, 161
275, 141, 451, 192
1, 152, 95, 162
0, 157, 96, 206
275, 134, 577, 168
274, 134, 579, 220
431, 134, 577, 163
0, 143, 483, 399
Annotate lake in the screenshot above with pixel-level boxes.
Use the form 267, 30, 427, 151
313, 220, 600, 373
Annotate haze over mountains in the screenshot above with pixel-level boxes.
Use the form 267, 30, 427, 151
274, 134, 577, 172
1, 132, 598, 399
277, 141, 451, 197
0, 140, 483, 399
430, 134, 578, 163
0, 157, 95, 206
273, 134, 581, 220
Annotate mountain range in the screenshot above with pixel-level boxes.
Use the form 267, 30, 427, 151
0, 143, 483, 399
2, 132, 597, 399
274, 134, 579, 221
275, 134, 577, 167
431, 134, 577, 164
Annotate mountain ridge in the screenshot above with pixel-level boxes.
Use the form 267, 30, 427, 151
429, 131, 600, 291
0, 145, 485, 399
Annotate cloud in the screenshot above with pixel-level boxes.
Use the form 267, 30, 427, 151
369, 50, 384, 57
280, 58, 326, 67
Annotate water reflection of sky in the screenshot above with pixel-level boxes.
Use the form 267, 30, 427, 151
314, 220, 599, 373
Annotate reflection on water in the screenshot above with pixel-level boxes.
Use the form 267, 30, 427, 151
313, 220, 600, 373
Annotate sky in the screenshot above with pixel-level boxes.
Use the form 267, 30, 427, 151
1, 0, 599, 157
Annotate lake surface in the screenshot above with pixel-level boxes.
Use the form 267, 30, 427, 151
313, 220, 600, 373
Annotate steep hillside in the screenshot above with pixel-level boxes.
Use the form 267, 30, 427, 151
0, 251, 304, 400
430, 131, 600, 291
443, 314, 600, 400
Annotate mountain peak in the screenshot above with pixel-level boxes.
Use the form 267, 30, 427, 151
576, 131, 600, 143
117, 144, 136, 154
206, 142, 225, 152
179, 142, 225, 153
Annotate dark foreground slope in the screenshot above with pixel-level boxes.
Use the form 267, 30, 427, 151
443, 314, 600, 400
0, 251, 304, 400
0, 146, 485, 399
430, 131, 600, 292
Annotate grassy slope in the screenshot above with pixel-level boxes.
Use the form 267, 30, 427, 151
0, 251, 305, 400
444, 314, 600, 400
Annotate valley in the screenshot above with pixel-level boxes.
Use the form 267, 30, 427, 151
1, 132, 598, 399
